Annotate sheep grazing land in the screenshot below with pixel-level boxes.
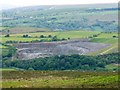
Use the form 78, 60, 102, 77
15, 39, 111, 60
1, 3, 119, 89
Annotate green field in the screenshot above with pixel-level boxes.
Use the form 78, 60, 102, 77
1, 31, 118, 43
1, 30, 100, 43
0, 68, 16, 71
90, 33, 118, 44
89, 32, 118, 55
1, 30, 118, 55
1, 71, 119, 88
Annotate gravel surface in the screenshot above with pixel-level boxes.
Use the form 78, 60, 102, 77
15, 40, 111, 60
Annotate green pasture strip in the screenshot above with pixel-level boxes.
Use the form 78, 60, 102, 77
0, 44, 8, 49
1, 37, 41, 43
8, 27, 49, 31
1, 37, 51, 43
90, 32, 118, 44
89, 32, 118, 55
9, 31, 100, 38
1, 31, 100, 43
91, 38, 118, 44
0, 68, 16, 71
95, 33, 118, 38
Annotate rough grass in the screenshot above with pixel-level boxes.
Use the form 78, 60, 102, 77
2, 71, 119, 88
1, 27, 50, 34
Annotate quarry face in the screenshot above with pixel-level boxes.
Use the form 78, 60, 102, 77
15, 40, 111, 60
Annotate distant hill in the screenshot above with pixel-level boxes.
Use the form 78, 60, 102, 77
1, 3, 118, 32
0, 4, 18, 10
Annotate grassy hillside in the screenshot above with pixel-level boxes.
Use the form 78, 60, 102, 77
1, 4, 119, 89
2, 71, 119, 88
2, 4, 118, 32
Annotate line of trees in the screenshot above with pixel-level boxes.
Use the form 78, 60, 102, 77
1, 44, 16, 58
2, 53, 119, 71
5, 35, 70, 43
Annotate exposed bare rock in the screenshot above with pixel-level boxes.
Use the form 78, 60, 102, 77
14, 40, 111, 60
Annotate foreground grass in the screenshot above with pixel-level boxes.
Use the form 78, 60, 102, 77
2, 71, 119, 88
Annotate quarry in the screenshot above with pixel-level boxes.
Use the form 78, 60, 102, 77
14, 39, 111, 60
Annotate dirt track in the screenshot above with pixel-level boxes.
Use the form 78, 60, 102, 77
14, 40, 111, 60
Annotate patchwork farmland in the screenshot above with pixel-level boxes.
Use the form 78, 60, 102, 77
0, 3, 119, 89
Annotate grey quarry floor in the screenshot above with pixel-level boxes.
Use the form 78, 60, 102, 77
15, 39, 111, 60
